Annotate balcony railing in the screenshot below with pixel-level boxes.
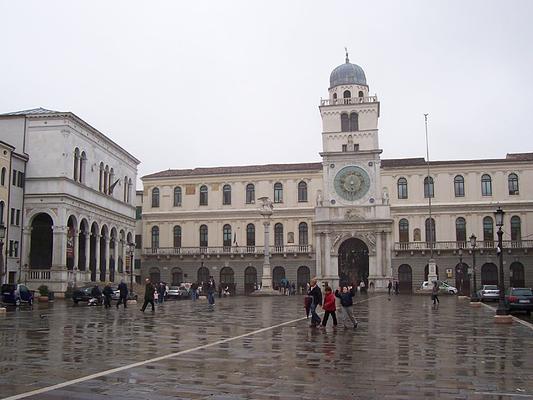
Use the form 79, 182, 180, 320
320, 96, 378, 106
143, 244, 313, 256
394, 240, 533, 251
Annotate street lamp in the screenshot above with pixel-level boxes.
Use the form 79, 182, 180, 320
494, 206, 508, 316
126, 242, 136, 294
0, 223, 5, 284
469, 233, 479, 302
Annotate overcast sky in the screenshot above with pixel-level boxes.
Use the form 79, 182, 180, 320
1, 0, 532, 181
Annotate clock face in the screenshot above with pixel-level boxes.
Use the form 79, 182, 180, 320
333, 165, 371, 201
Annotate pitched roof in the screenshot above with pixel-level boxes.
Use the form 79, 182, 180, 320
143, 162, 323, 179
0, 107, 62, 116
381, 153, 533, 168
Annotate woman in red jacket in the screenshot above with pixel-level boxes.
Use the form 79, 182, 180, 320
321, 286, 338, 328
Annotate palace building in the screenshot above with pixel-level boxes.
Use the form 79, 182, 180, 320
139, 55, 533, 294
0, 108, 140, 293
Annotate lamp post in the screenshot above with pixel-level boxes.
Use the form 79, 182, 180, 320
0, 223, 5, 285
494, 207, 509, 317
126, 242, 135, 294
469, 234, 479, 302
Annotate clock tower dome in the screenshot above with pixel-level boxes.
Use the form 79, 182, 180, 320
313, 51, 393, 290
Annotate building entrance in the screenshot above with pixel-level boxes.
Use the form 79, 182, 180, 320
338, 238, 369, 287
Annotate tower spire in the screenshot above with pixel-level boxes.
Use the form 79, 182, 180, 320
345, 46, 349, 63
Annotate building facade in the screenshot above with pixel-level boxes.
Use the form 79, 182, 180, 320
0, 108, 140, 293
140, 56, 533, 294
0, 140, 16, 284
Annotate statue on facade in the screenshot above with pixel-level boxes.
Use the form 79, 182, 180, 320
382, 189, 389, 205
258, 197, 274, 217
316, 190, 323, 206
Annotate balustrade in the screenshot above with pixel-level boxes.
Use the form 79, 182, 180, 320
143, 244, 312, 256
320, 96, 378, 106
394, 240, 533, 251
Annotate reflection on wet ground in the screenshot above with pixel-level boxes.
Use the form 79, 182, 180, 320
0, 294, 532, 399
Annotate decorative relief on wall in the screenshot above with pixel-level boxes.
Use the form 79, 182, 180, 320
344, 209, 364, 221
185, 185, 196, 195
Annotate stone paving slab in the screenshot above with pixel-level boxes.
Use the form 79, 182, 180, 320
1, 294, 532, 399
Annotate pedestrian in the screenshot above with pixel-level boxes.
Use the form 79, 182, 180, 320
90, 285, 102, 306
116, 280, 128, 309
307, 278, 322, 328
359, 280, 366, 294
158, 282, 166, 304
321, 286, 338, 328
335, 286, 358, 329
191, 282, 198, 301
206, 276, 216, 305
304, 295, 312, 318
394, 280, 399, 295
431, 281, 440, 308
102, 283, 113, 309
388, 280, 392, 296
141, 278, 156, 312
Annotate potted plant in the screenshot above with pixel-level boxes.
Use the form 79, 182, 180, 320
37, 285, 49, 302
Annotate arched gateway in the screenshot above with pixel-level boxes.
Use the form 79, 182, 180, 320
338, 238, 369, 287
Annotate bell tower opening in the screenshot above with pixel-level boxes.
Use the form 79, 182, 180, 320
338, 238, 369, 287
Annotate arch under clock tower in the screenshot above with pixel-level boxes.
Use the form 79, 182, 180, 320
314, 52, 393, 290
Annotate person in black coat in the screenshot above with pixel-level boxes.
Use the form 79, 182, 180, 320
141, 278, 156, 312
102, 284, 113, 309
206, 277, 216, 305
307, 278, 322, 327
116, 280, 129, 309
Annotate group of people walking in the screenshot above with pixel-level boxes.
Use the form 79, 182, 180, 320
306, 278, 358, 330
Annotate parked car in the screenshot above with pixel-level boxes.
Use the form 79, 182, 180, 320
420, 281, 458, 294
1, 284, 34, 306
166, 285, 190, 300
477, 285, 500, 302
505, 288, 533, 314
73, 285, 103, 305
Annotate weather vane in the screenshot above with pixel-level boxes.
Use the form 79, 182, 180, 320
345, 46, 349, 63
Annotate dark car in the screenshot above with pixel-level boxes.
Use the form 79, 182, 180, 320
505, 288, 533, 314
73, 285, 102, 305
1, 284, 34, 306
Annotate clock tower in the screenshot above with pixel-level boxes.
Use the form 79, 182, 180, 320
314, 52, 393, 290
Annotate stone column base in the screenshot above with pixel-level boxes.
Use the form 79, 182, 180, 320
494, 315, 513, 324
249, 288, 282, 297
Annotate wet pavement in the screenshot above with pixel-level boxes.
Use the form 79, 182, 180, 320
1, 294, 533, 399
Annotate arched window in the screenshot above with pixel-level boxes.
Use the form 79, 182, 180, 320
349, 112, 358, 131
425, 218, 436, 244
424, 176, 434, 198
124, 176, 128, 202
511, 216, 521, 242
104, 166, 109, 194
1, 167, 6, 186
199, 185, 208, 205
298, 222, 308, 246
399, 219, 409, 243
455, 217, 466, 243
481, 174, 492, 196
151, 187, 160, 208
99, 163, 104, 192
246, 223, 255, 247
332, 93, 337, 103
274, 223, 284, 247
173, 225, 182, 248
298, 181, 308, 202
508, 173, 519, 195
0, 201, 4, 224
223, 184, 232, 205
483, 216, 494, 243
79, 151, 86, 183
223, 224, 232, 249
341, 113, 349, 132
151, 226, 159, 249
274, 182, 283, 203
358, 90, 364, 98
109, 168, 115, 194
397, 177, 408, 199
454, 175, 465, 197
343, 90, 351, 104
73, 148, 80, 181
173, 187, 182, 207
199, 225, 208, 248
246, 183, 255, 204
127, 178, 132, 203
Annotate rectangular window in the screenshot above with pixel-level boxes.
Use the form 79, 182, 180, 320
342, 144, 347, 152
10, 208, 15, 225
17, 171, 24, 188
8, 240, 13, 257
14, 241, 18, 257
135, 206, 142, 220
15, 209, 20, 226
134, 259, 141, 270
12, 170, 17, 186
135, 234, 142, 249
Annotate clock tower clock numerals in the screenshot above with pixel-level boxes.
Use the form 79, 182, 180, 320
333, 165, 370, 202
